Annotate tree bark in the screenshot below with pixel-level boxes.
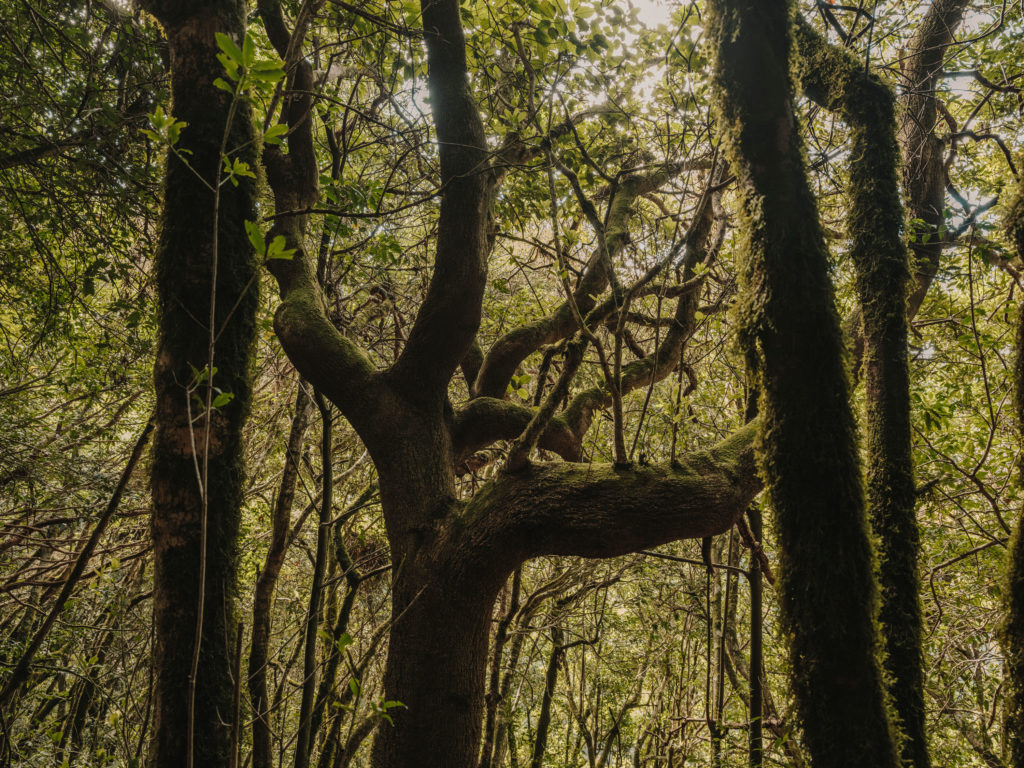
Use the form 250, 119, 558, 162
1002, 171, 1024, 768
899, 0, 970, 320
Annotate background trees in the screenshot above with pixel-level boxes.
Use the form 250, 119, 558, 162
0, 0, 1022, 767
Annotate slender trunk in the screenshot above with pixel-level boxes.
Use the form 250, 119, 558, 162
480, 569, 521, 768
530, 627, 563, 768
295, 394, 334, 768
748, 509, 762, 768
1002, 173, 1024, 768
250, 385, 310, 768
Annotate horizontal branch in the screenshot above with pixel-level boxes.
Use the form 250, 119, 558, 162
458, 422, 759, 566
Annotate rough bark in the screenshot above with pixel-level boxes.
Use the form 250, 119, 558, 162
139, 1, 259, 765
709, 2, 898, 767
795, 19, 927, 768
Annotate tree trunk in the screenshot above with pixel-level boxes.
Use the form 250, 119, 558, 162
794, 20, 928, 768
708, 2, 898, 767
140, 2, 259, 765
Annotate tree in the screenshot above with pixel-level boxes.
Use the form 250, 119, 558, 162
137, 1, 260, 765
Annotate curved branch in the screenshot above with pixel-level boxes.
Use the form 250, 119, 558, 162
898, 0, 970, 319
459, 422, 759, 566
258, 1, 378, 420
452, 397, 582, 466
563, 179, 720, 438
473, 162, 696, 399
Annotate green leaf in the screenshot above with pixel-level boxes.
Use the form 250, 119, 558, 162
216, 53, 240, 80
241, 31, 256, 67
215, 32, 244, 66
213, 78, 234, 93
212, 392, 235, 408
264, 124, 289, 145
245, 220, 266, 255
266, 235, 296, 261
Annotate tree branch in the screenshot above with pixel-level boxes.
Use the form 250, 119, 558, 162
459, 422, 759, 567
473, 161, 697, 399
452, 396, 582, 467
388, 0, 493, 400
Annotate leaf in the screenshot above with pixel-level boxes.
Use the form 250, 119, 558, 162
266, 235, 296, 261
213, 78, 234, 94
215, 32, 245, 66
216, 53, 240, 80
250, 66, 286, 84
264, 124, 289, 145
241, 31, 256, 67
245, 220, 266, 254
212, 392, 235, 408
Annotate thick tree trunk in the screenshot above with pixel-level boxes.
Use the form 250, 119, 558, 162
141, 2, 258, 766
372, 569, 499, 768
708, 2, 898, 767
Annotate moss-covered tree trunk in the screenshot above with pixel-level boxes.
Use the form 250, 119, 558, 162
708, 2, 898, 767
794, 21, 928, 768
1003, 176, 1024, 768
139, 1, 258, 765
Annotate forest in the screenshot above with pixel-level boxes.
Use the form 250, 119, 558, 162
1, 0, 1023, 766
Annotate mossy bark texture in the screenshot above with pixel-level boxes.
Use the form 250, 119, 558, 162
1004, 177, 1024, 768
140, 1, 258, 765
708, 2, 898, 767
795, 20, 927, 768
